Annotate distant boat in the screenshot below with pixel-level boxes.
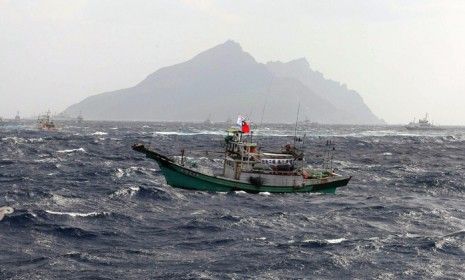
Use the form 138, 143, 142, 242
132, 123, 350, 194
37, 110, 56, 130
405, 114, 444, 131
14, 111, 20, 122
203, 114, 213, 125
77, 111, 84, 124
300, 117, 319, 127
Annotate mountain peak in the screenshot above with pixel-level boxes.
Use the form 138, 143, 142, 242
198, 39, 243, 56
222, 39, 242, 49
63, 41, 383, 124
191, 39, 256, 65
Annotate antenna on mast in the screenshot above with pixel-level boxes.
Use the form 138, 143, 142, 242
259, 100, 267, 129
293, 101, 301, 146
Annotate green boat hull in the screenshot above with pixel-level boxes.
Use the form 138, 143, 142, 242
133, 144, 350, 194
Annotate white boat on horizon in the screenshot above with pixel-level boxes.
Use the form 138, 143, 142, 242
405, 114, 444, 131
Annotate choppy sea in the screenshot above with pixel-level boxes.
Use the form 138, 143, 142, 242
0, 121, 464, 279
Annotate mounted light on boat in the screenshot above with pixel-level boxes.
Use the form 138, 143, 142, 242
242, 121, 250, 133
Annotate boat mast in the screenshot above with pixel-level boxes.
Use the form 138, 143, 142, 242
181, 149, 185, 166
293, 101, 301, 146
300, 133, 306, 170
322, 140, 335, 171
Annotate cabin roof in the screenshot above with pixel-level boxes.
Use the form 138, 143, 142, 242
226, 127, 241, 133
262, 152, 294, 158
235, 142, 257, 147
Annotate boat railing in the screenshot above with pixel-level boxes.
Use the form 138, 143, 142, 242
244, 170, 298, 176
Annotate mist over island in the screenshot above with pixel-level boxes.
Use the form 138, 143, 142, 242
61, 40, 383, 124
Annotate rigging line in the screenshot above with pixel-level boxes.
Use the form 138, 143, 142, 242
255, 77, 274, 147
259, 77, 273, 129
300, 102, 313, 122
246, 92, 262, 124
259, 100, 267, 129
255, 100, 268, 146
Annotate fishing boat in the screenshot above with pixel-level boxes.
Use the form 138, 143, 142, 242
14, 111, 20, 122
132, 120, 350, 194
300, 116, 319, 127
405, 114, 444, 131
77, 111, 84, 124
37, 110, 56, 130
203, 114, 213, 125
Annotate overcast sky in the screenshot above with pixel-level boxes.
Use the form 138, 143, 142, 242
1, 0, 464, 124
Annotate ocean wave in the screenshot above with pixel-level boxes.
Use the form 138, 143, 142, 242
435, 230, 465, 251
44, 210, 110, 218
0, 159, 15, 165
234, 190, 247, 195
136, 186, 174, 201
0, 136, 45, 144
115, 168, 125, 178
1, 121, 465, 278
91, 131, 108, 135
325, 238, 347, 244
3, 211, 38, 226
56, 148, 86, 153
154, 131, 224, 136
51, 226, 98, 238
110, 186, 140, 198
1, 136, 26, 143
0, 206, 14, 221
176, 219, 223, 232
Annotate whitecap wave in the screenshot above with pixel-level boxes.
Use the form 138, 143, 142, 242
154, 131, 224, 136
0, 206, 14, 221
110, 186, 140, 198
234, 191, 247, 194
1, 136, 25, 143
91, 131, 108, 135
115, 168, 125, 178
325, 238, 347, 244
45, 210, 108, 217
302, 238, 347, 244
191, 210, 207, 215
57, 148, 86, 153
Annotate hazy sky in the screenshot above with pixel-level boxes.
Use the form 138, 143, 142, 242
1, 0, 464, 124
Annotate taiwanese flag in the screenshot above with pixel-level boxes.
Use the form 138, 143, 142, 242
242, 121, 250, 133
